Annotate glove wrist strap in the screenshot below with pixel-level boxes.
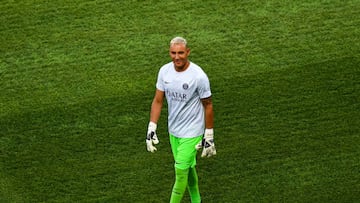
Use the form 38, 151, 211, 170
148, 121, 157, 131
204, 128, 214, 138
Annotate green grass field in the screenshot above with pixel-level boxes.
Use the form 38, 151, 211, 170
1, 0, 359, 202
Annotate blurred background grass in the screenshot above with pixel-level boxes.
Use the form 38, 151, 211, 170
1, 0, 359, 202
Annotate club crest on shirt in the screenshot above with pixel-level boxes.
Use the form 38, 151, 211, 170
182, 83, 189, 90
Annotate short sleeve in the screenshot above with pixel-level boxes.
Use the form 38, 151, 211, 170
156, 68, 164, 91
197, 74, 212, 99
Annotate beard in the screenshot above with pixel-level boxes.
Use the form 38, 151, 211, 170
173, 60, 189, 71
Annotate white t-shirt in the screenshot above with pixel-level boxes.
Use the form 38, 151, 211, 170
156, 61, 212, 138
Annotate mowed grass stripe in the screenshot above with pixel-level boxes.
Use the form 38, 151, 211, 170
1, 0, 359, 202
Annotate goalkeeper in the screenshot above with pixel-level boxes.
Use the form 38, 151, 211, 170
146, 36, 216, 203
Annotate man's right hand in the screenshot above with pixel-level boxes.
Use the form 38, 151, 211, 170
146, 122, 159, 153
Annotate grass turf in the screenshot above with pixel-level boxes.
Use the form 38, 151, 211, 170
1, 0, 359, 202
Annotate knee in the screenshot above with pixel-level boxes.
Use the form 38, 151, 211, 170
175, 168, 189, 181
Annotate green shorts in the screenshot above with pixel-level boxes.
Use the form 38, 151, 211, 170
169, 134, 203, 170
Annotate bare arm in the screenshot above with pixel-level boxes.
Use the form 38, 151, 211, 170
150, 89, 165, 123
201, 96, 214, 129
199, 96, 216, 157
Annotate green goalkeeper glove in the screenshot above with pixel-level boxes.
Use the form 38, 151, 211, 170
146, 121, 159, 153
196, 129, 216, 157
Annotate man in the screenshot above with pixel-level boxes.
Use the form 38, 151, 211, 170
146, 36, 216, 203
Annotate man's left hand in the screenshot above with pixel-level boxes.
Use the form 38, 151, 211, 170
196, 129, 216, 157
